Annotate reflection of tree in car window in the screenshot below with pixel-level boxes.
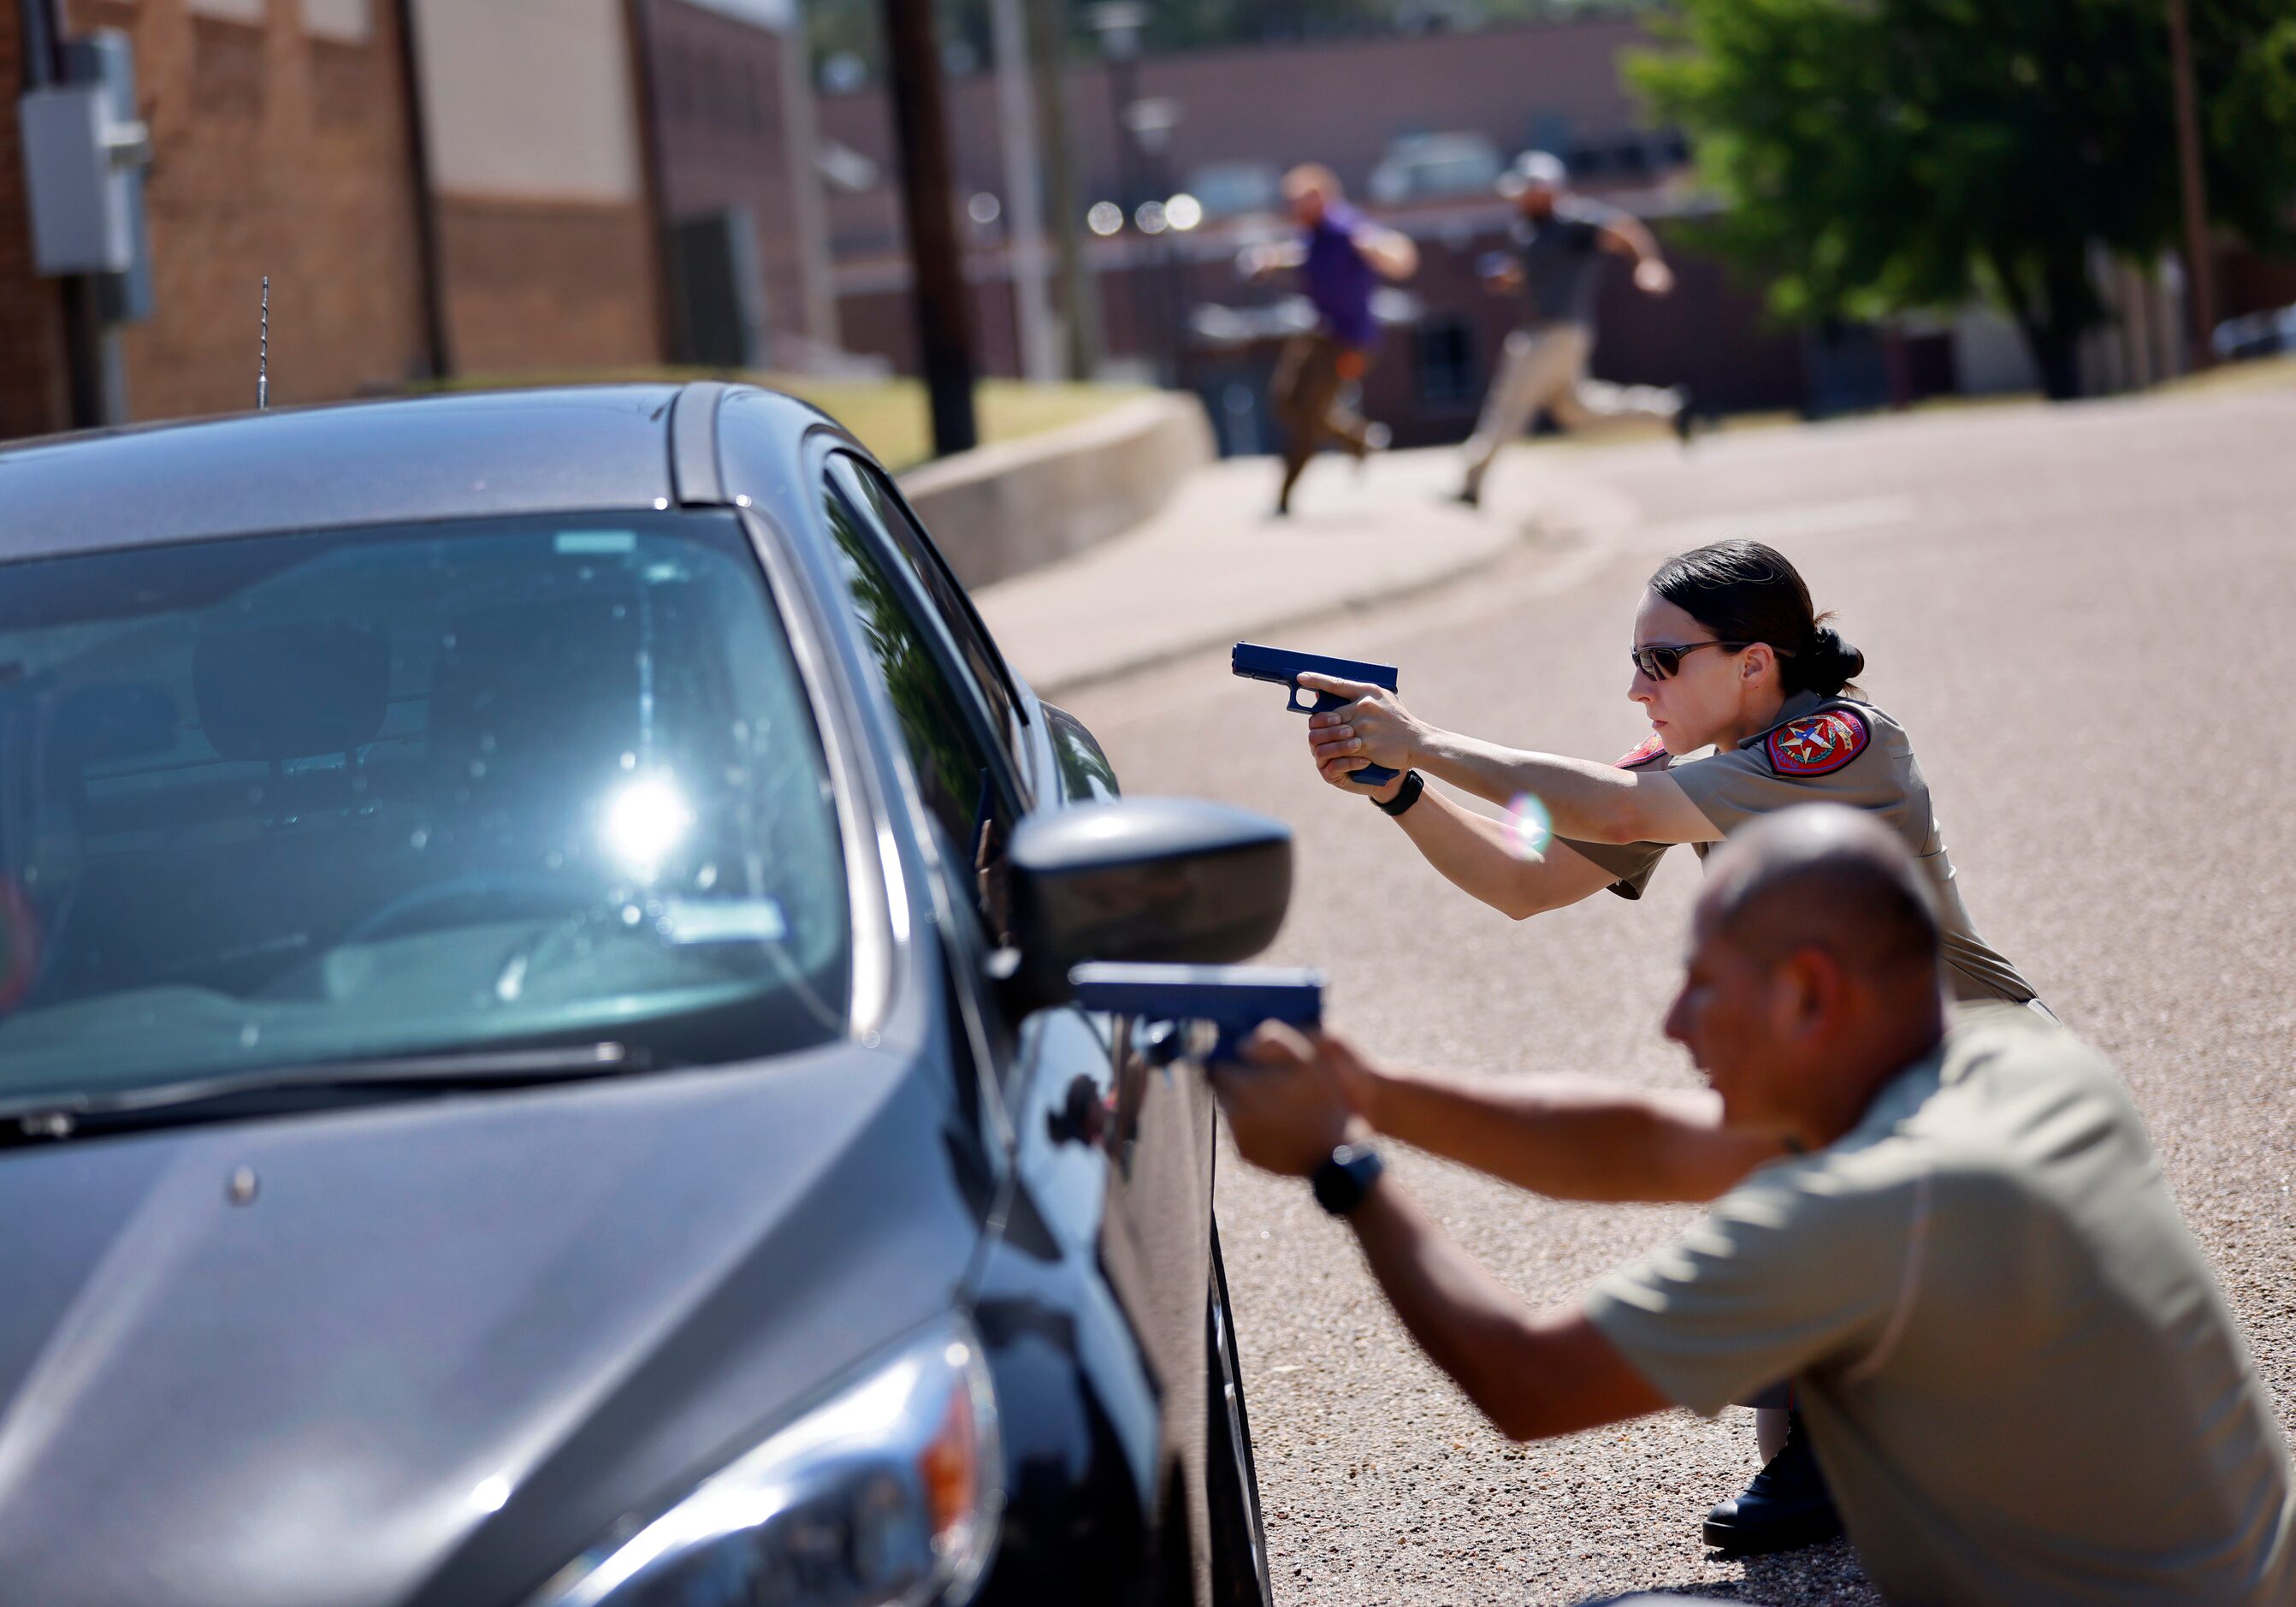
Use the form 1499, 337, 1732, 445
820, 488, 1009, 928
829, 457, 1019, 756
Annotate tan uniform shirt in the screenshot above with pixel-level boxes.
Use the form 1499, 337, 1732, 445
1585, 1007, 2296, 1607
1560, 691, 2035, 1004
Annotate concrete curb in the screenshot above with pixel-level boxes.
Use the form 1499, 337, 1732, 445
1011, 534, 1529, 702
897, 392, 1216, 590
977, 446, 1640, 699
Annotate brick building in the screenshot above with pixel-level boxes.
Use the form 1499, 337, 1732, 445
817, 15, 2296, 436
817, 15, 1809, 442
3, 0, 676, 441
5, 0, 434, 433
407, 0, 664, 377
643, 0, 838, 366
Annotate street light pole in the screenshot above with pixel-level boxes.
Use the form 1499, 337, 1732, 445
1123, 97, 1185, 389
1028, 0, 1100, 381
989, 0, 1059, 382
1086, 5, 1147, 378
2165, 0, 2216, 370
881, 0, 979, 455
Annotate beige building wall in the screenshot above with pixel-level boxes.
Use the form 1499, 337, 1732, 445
411, 0, 663, 373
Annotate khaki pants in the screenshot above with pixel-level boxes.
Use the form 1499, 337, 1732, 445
1459, 323, 1681, 494
1271, 332, 1376, 511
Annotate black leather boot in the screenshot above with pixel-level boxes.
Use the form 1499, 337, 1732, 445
1701, 1411, 1843, 1555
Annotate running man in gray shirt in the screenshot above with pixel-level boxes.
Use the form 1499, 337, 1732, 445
1458, 151, 1690, 507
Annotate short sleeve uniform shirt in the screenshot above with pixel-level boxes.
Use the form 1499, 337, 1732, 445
1583, 1007, 2296, 1606
1559, 690, 2035, 1004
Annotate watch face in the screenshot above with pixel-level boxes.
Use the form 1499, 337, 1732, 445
1314, 1144, 1383, 1216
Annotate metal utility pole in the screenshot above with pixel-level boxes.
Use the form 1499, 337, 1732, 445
990, 0, 1058, 382
2165, 0, 2216, 370
390, 0, 453, 379
1029, 0, 1099, 380
20, 0, 124, 429
881, 0, 979, 455
620, 0, 681, 369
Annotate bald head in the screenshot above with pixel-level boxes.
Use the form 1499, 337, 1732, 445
1283, 163, 1340, 202
1283, 163, 1340, 224
1700, 806, 1941, 983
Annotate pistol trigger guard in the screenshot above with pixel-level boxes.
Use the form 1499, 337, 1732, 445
1287, 683, 1321, 715
1306, 689, 1350, 715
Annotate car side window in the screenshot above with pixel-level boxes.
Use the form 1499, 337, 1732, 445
820, 475, 1016, 934
828, 454, 1021, 756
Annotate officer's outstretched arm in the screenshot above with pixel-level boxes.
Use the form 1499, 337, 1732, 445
1299, 673, 1715, 845
1211, 1039, 1668, 1442
1347, 1176, 1666, 1443
1388, 784, 1619, 919
1354, 1061, 1785, 1204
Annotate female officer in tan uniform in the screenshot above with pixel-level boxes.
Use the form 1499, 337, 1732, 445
1295, 537, 2039, 1555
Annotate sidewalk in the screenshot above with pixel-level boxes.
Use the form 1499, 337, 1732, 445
976, 442, 1611, 696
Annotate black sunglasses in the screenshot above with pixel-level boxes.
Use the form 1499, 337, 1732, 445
1630, 639, 1754, 680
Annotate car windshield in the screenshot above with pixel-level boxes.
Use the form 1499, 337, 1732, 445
0, 511, 852, 1106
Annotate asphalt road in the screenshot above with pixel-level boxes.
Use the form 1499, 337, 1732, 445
1055, 384, 2296, 1604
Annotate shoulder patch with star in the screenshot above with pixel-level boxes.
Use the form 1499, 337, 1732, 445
1764, 708, 1871, 777
1613, 732, 1669, 769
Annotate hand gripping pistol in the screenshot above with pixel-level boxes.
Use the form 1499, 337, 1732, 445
1230, 642, 1401, 787
1068, 963, 1325, 1066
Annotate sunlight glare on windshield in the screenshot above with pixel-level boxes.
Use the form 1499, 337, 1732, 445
602, 773, 695, 884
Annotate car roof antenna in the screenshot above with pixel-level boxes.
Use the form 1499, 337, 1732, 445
257, 276, 269, 411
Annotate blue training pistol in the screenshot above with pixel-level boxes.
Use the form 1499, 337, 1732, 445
1231, 641, 1401, 787
1068, 962, 1325, 1064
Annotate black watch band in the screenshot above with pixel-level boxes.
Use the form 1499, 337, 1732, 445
1374, 769, 1425, 817
1311, 1143, 1385, 1217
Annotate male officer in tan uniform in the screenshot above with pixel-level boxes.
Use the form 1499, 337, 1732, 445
1212, 807, 2294, 1604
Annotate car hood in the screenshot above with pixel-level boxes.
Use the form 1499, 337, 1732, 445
0, 1041, 988, 1607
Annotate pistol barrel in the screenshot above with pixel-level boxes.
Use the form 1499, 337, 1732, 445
1068, 961, 1324, 1034
1231, 642, 1399, 692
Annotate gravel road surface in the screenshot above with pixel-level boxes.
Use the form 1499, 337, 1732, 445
1054, 387, 2296, 1604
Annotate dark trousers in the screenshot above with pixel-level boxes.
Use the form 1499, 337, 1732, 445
1270, 332, 1376, 510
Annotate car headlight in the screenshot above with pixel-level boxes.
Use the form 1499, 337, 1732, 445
534, 1315, 1002, 1607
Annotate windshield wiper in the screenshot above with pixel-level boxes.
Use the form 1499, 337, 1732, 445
0, 1041, 648, 1144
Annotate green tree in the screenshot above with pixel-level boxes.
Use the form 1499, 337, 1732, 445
1630, 0, 2296, 398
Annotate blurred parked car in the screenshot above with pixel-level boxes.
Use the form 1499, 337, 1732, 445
1182, 162, 1285, 222
1366, 132, 1503, 205
2211, 303, 2296, 363
0, 384, 1281, 1607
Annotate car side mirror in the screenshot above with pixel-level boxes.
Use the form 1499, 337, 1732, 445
1002, 798, 1292, 1009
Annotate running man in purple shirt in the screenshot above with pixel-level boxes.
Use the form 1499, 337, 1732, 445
1240, 165, 1417, 516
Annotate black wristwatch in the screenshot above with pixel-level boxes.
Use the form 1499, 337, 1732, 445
1374, 769, 1425, 817
1311, 1142, 1386, 1217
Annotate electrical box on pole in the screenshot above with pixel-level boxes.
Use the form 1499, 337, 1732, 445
20, 36, 151, 285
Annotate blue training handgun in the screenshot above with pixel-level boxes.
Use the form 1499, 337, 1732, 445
1231, 641, 1401, 787
1069, 962, 1324, 1065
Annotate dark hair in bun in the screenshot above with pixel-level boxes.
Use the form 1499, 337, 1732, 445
1647, 539, 1864, 697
